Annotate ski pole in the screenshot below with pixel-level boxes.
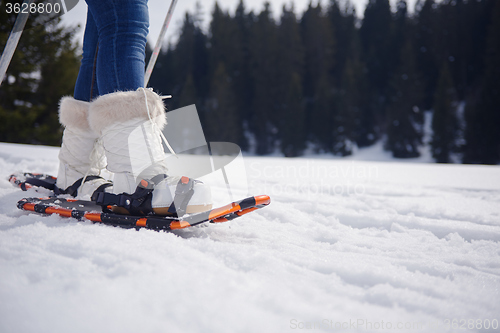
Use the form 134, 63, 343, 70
0, 0, 35, 87
144, 0, 178, 87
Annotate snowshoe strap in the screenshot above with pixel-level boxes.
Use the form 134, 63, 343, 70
93, 182, 113, 195
10, 173, 57, 191
93, 174, 167, 215
22, 175, 56, 191
167, 176, 196, 217
10, 172, 112, 198
56, 175, 108, 197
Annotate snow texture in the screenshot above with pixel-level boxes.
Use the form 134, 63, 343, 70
0, 142, 499, 333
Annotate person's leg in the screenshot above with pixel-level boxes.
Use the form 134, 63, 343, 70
57, 6, 109, 197
88, 89, 212, 215
85, 0, 149, 94
84, 0, 211, 214
73, 8, 99, 102
56, 96, 111, 198
57, 0, 148, 199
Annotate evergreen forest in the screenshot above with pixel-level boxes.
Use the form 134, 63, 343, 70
1, 0, 499, 164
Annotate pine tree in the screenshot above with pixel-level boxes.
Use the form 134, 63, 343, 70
461, 0, 495, 93
415, 0, 439, 110
431, 62, 458, 163
300, 3, 336, 152
328, 0, 367, 155
205, 62, 241, 144
178, 74, 197, 107
359, 0, 393, 145
334, 58, 361, 156
386, 38, 424, 158
390, 0, 408, 73
335, 33, 367, 156
276, 4, 305, 157
280, 73, 306, 157
173, 13, 197, 106
148, 44, 177, 110
232, 0, 254, 151
209, 2, 235, 74
36, 45, 80, 144
328, 0, 357, 87
0, 12, 79, 145
173, 13, 209, 111
250, 3, 279, 155
463, 0, 500, 164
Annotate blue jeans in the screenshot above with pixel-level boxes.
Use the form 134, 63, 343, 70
74, 0, 149, 101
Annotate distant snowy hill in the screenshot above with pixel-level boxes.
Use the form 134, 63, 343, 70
1, 142, 499, 333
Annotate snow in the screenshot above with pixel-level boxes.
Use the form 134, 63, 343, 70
1, 141, 500, 333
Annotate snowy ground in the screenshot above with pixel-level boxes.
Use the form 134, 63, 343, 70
0, 142, 499, 333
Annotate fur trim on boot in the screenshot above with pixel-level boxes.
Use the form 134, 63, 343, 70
59, 96, 92, 131
89, 88, 166, 136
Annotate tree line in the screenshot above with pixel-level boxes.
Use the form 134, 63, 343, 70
1, 0, 499, 164
149, 0, 500, 164
0, 5, 79, 145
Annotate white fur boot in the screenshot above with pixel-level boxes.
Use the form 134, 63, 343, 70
56, 97, 111, 198
88, 88, 212, 216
